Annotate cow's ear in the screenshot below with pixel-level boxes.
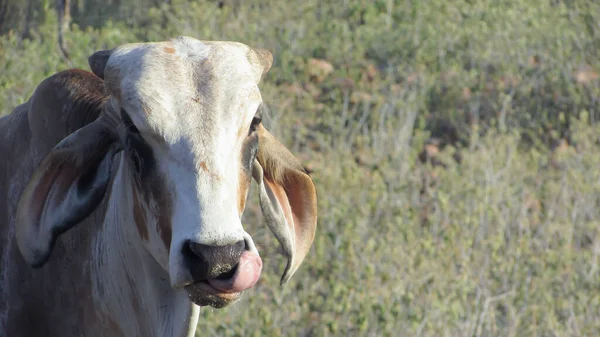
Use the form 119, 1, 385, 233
16, 119, 118, 267
253, 48, 273, 75
251, 125, 317, 285
88, 49, 113, 80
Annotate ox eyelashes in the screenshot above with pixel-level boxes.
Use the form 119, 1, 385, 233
120, 109, 155, 176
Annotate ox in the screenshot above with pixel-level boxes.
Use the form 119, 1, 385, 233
0, 36, 317, 336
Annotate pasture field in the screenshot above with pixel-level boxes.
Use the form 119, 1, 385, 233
1, 0, 600, 336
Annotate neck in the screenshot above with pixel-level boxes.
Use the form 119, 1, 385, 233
91, 153, 199, 337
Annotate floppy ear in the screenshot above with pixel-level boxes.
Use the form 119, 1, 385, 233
16, 119, 118, 267
251, 125, 317, 285
88, 49, 113, 80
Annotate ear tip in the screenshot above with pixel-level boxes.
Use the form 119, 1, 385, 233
280, 274, 291, 286
253, 48, 273, 74
29, 257, 48, 269
280, 261, 298, 286
17, 243, 50, 268
15, 211, 50, 268
255, 48, 273, 60
16, 228, 50, 267
88, 49, 113, 79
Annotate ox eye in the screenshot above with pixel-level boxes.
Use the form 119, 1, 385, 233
121, 108, 139, 134
249, 115, 261, 133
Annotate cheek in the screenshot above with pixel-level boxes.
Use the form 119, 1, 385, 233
238, 133, 258, 216
151, 181, 174, 250
125, 132, 155, 178
237, 171, 251, 215
131, 188, 149, 241
137, 174, 174, 251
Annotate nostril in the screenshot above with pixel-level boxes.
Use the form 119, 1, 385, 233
183, 240, 245, 281
183, 241, 208, 264
185, 241, 206, 261
215, 264, 238, 280
182, 241, 196, 258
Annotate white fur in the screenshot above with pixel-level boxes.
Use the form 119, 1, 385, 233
91, 154, 198, 337
104, 37, 264, 290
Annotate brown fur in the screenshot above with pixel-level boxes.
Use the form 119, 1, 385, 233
237, 126, 246, 139
248, 48, 273, 75
254, 123, 318, 284
0, 69, 110, 336
237, 170, 251, 215
256, 124, 306, 186
199, 161, 222, 182
199, 161, 210, 174
148, 179, 173, 250
0, 68, 179, 336
132, 188, 149, 241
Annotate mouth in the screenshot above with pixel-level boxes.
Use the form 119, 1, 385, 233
184, 250, 262, 308
184, 281, 242, 308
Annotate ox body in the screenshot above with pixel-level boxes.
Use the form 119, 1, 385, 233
0, 36, 317, 337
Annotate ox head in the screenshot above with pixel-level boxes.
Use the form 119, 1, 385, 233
15, 36, 317, 308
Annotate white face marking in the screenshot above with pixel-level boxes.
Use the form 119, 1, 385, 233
104, 36, 265, 288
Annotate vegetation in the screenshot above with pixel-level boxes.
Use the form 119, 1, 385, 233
2, 0, 600, 335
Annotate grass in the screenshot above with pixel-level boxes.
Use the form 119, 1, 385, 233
2, 0, 600, 335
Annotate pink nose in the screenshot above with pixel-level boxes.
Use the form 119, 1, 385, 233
207, 251, 263, 293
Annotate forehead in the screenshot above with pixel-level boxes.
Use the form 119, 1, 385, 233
104, 37, 263, 116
